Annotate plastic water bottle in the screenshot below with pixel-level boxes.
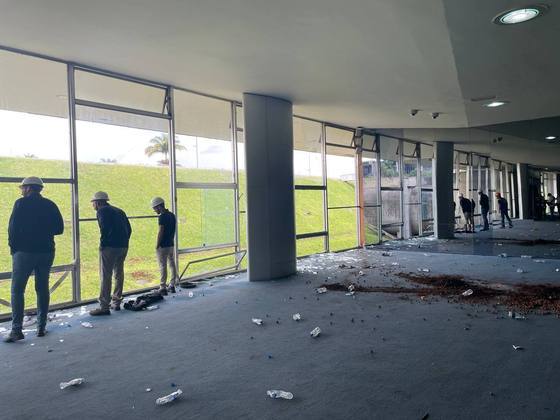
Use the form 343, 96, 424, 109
80, 322, 93, 328
60, 378, 84, 390
252, 318, 263, 325
146, 305, 159, 311
155, 389, 183, 406
310, 327, 321, 337
267, 390, 294, 400
316, 287, 327, 294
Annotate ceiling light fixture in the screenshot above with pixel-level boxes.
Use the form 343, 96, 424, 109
484, 101, 508, 108
545, 136, 557, 140
493, 4, 550, 25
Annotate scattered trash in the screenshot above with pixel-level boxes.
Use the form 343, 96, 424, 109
345, 291, 355, 296
381, 252, 392, 257
498, 253, 508, 258
80, 322, 93, 328
155, 389, 183, 406
267, 390, 294, 400
512, 345, 523, 351
533, 260, 546, 263
22, 316, 37, 328
338, 264, 355, 269
316, 287, 327, 294
145, 305, 159, 311
292, 313, 301, 321
508, 311, 527, 320
348, 285, 355, 292
516, 268, 525, 273
188, 292, 194, 298
310, 327, 321, 338
252, 318, 263, 326
520, 255, 532, 259
462, 289, 474, 297
357, 271, 365, 276
417, 268, 430, 273
421, 413, 430, 420
146, 388, 152, 392
391, 262, 399, 266
0, 327, 8, 334
556, 268, 560, 272
59, 339, 64, 343
60, 378, 85, 390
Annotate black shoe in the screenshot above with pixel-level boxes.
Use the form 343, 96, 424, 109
37, 327, 47, 337
159, 287, 168, 296
111, 303, 121, 311
168, 285, 176, 294
4, 330, 24, 343
89, 307, 111, 316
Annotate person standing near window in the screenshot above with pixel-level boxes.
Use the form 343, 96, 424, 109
150, 197, 177, 295
496, 192, 513, 229
5, 177, 64, 343
89, 192, 132, 316
478, 191, 490, 231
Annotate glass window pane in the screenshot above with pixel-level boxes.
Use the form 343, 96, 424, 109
363, 151, 379, 205
380, 137, 400, 188
382, 190, 401, 225
294, 117, 323, 185
402, 141, 417, 157
0, 50, 70, 177
421, 158, 433, 188
422, 191, 434, 220
328, 208, 358, 251
364, 206, 380, 245
297, 236, 326, 257
174, 90, 233, 183
295, 190, 324, 235
76, 106, 170, 218
327, 145, 356, 207
177, 189, 235, 249
326, 126, 353, 147
179, 247, 237, 279
75, 70, 166, 113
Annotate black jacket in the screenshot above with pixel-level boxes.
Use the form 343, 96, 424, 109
498, 197, 508, 213
459, 197, 472, 213
479, 193, 489, 211
97, 204, 132, 248
8, 193, 64, 254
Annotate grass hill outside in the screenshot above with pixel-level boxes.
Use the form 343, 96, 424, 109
0, 156, 361, 314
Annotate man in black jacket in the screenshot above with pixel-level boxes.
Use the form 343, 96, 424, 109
496, 192, 513, 229
478, 191, 490, 231
89, 192, 132, 316
5, 177, 64, 342
459, 193, 474, 233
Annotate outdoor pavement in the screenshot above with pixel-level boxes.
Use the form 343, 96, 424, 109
1, 220, 560, 419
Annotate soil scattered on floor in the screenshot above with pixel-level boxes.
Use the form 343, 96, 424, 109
321, 273, 560, 314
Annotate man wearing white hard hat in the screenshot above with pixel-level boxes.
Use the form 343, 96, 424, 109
5, 177, 64, 343
151, 197, 177, 294
89, 191, 132, 316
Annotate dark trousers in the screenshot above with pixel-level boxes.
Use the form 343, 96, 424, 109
500, 211, 513, 228
11, 251, 55, 331
481, 209, 489, 230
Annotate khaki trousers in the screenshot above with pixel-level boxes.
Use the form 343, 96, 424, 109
99, 247, 128, 309
157, 246, 177, 287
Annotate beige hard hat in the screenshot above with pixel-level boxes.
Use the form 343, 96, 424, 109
20, 176, 44, 187
91, 191, 110, 202
151, 196, 165, 208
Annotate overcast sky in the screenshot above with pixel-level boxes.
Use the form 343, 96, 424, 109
0, 110, 355, 178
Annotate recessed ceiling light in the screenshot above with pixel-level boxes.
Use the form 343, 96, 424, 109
545, 136, 557, 140
493, 4, 550, 25
484, 101, 508, 108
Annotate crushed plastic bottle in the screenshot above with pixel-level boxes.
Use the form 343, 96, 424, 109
267, 390, 294, 400
145, 305, 159, 311
80, 322, 93, 328
316, 287, 327, 294
462, 289, 474, 297
252, 318, 263, 326
292, 313, 301, 321
345, 291, 355, 296
188, 292, 194, 298
155, 389, 183, 406
348, 284, 355, 292
60, 378, 85, 390
512, 345, 523, 351
391, 262, 399, 266
516, 268, 524, 273
310, 327, 321, 337
417, 268, 430, 273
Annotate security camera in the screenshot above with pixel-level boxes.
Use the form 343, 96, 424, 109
410, 109, 419, 117
431, 112, 440, 119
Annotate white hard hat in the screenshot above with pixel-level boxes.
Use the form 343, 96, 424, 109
151, 196, 165, 208
91, 191, 110, 202
20, 176, 44, 187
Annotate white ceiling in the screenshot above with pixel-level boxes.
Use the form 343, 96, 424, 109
0, 0, 558, 132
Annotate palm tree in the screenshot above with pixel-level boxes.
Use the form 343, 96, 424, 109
144, 134, 186, 164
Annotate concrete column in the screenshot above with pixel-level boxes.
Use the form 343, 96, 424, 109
517, 163, 530, 219
433, 141, 454, 239
243, 93, 296, 281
